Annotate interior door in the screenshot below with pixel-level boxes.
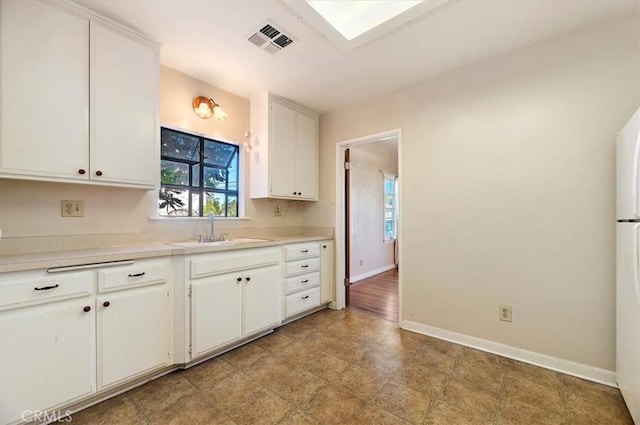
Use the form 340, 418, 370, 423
345, 148, 351, 305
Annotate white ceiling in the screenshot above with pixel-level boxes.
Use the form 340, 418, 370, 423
76, 0, 637, 114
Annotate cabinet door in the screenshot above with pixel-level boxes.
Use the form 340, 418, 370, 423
269, 100, 297, 197
97, 285, 170, 388
295, 112, 318, 200
244, 265, 281, 335
0, 0, 89, 180
320, 241, 334, 304
0, 298, 95, 425
191, 274, 242, 357
90, 21, 159, 188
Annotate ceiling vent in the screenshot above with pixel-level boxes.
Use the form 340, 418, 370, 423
246, 22, 294, 55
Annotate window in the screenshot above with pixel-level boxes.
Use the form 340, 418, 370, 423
159, 127, 239, 217
383, 173, 397, 241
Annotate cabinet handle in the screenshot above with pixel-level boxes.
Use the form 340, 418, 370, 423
301, 264, 309, 268
103, 301, 110, 308
301, 279, 309, 284
95, 170, 103, 176
301, 295, 309, 300
78, 169, 86, 175
83, 306, 91, 312
301, 249, 309, 253
34, 284, 59, 291
245, 277, 251, 282
128, 272, 146, 278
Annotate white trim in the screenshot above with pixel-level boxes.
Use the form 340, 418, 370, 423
350, 264, 397, 283
334, 128, 403, 325
148, 216, 251, 222
401, 320, 617, 387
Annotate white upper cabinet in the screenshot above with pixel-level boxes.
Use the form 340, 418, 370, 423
91, 21, 159, 187
0, 0, 89, 180
0, 0, 159, 189
250, 93, 319, 201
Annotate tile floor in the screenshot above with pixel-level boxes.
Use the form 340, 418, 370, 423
65, 308, 633, 425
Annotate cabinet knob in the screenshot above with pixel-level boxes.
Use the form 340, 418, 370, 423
245, 277, 251, 282
96, 170, 103, 176
298, 192, 302, 196
323, 245, 327, 248
293, 192, 298, 195
103, 301, 110, 308
78, 169, 86, 175
237, 277, 242, 282
83, 306, 91, 312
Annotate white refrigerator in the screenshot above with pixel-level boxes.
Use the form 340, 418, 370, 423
617, 107, 640, 424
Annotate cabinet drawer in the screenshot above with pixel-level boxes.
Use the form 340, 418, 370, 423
285, 272, 320, 294
285, 287, 320, 317
99, 258, 170, 293
190, 247, 281, 279
285, 243, 319, 261
284, 258, 319, 277
0, 272, 93, 310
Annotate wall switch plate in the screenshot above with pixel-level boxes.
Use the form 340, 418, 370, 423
499, 305, 512, 322
61, 200, 84, 217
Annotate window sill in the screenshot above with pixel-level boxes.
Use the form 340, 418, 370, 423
149, 216, 251, 221
383, 239, 396, 244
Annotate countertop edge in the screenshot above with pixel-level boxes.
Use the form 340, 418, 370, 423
0, 236, 333, 273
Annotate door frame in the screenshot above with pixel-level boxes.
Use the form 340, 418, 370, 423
334, 128, 403, 323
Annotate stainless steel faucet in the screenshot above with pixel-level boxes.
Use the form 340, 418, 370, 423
207, 212, 216, 241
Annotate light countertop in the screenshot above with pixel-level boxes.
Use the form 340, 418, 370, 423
0, 235, 333, 273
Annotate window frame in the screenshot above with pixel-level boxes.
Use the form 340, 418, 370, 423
159, 127, 240, 217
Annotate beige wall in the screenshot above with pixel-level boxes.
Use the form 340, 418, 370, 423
305, 16, 640, 370
0, 66, 304, 250
349, 142, 398, 279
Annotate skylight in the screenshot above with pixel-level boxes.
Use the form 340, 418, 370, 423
305, 0, 423, 41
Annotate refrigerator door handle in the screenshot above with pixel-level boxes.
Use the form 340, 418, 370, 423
635, 224, 640, 300
634, 137, 640, 218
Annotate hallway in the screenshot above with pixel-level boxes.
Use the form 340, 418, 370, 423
349, 268, 399, 321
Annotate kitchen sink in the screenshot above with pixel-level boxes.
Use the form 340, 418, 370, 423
169, 237, 271, 248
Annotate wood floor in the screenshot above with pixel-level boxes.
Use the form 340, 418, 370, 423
349, 267, 398, 321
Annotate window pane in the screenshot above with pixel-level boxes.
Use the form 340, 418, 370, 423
191, 164, 200, 187
203, 140, 236, 167
228, 152, 238, 191
161, 160, 189, 186
227, 195, 238, 217
191, 192, 201, 217
203, 167, 226, 189
204, 192, 226, 216
158, 188, 189, 216
161, 128, 199, 161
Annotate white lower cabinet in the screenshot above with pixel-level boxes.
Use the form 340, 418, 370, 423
191, 273, 243, 357
319, 241, 334, 304
0, 297, 95, 425
187, 247, 282, 359
244, 265, 281, 335
97, 284, 171, 388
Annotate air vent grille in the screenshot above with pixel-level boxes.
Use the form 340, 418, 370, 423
246, 21, 294, 55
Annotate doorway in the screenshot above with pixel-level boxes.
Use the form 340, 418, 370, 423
334, 129, 402, 322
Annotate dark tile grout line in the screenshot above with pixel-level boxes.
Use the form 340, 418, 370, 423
493, 360, 509, 425
126, 392, 151, 425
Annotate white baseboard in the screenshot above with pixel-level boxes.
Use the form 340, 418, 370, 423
401, 320, 617, 387
351, 264, 397, 283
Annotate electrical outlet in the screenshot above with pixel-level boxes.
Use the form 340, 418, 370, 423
274, 205, 283, 216
359, 259, 363, 266
499, 305, 512, 322
61, 200, 84, 217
